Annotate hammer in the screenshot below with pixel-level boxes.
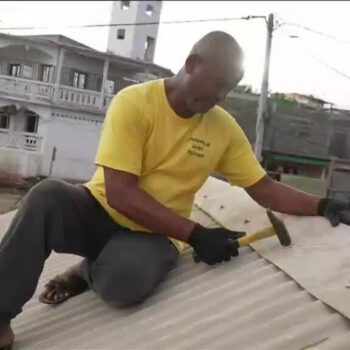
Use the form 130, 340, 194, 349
193, 208, 292, 263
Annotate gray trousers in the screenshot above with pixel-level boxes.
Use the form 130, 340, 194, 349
0, 179, 179, 326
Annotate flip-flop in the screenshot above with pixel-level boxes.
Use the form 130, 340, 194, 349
39, 273, 88, 305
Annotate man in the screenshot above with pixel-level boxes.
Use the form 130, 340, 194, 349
0, 31, 349, 349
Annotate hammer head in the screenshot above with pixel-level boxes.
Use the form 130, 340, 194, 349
266, 208, 292, 246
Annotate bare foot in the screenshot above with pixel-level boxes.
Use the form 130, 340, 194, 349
0, 325, 14, 349
39, 262, 88, 305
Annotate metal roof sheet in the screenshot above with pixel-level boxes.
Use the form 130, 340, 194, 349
1, 181, 350, 349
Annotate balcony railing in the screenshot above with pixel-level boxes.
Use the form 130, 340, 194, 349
0, 129, 43, 152
0, 74, 115, 112
56, 85, 102, 109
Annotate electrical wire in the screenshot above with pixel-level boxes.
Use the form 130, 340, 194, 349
0, 15, 266, 31
302, 48, 350, 81
278, 27, 350, 82
275, 14, 350, 45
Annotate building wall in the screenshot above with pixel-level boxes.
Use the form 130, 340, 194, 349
107, 1, 161, 62
132, 1, 162, 61
264, 113, 330, 159
0, 98, 103, 180
61, 52, 104, 91
12, 109, 27, 132
0, 147, 41, 177
0, 46, 57, 82
0, 36, 58, 83
0, 100, 52, 177
107, 1, 138, 57
41, 108, 104, 181
0, 36, 58, 61
219, 95, 258, 143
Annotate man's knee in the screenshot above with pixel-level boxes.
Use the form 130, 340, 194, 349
91, 258, 158, 307
25, 179, 69, 206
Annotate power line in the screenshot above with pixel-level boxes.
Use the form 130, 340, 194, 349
303, 48, 350, 81
276, 15, 350, 45
0, 15, 266, 31
279, 28, 350, 82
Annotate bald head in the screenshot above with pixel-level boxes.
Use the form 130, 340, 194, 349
190, 31, 243, 62
178, 31, 244, 114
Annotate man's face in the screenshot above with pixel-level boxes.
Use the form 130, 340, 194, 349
183, 53, 244, 114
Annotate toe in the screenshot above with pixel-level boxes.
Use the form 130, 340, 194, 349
46, 290, 55, 301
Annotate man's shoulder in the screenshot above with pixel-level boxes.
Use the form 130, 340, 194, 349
117, 79, 162, 103
207, 105, 240, 129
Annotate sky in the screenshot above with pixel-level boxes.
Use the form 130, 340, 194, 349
1, 1, 350, 109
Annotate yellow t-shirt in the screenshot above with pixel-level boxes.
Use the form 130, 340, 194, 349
85, 79, 266, 252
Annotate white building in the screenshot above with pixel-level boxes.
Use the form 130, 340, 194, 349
0, 33, 172, 181
284, 93, 330, 110
107, 0, 162, 62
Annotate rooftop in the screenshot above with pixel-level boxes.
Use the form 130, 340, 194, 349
1, 177, 350, 349
21, 34, 95, 50
0, 32, 173, 77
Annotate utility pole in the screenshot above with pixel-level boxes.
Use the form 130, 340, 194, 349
254, 13, 274, 162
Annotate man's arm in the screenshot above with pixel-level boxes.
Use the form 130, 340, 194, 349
104, 167, 195, 241
245, 175, 321, 216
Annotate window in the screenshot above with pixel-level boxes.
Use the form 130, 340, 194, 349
146, 4, 154, 16
9, 64, 20, 77
144, 36, 155, 61
22, 64, 33, 79
117, 29, 126, 40
0, 112, 9, 129
25, 111, 38, 133
73, 71, 87, 89
41, 65, 54, 83
121, 0, 130, 10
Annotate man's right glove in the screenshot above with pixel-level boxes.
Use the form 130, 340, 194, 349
187, 224, 246, 265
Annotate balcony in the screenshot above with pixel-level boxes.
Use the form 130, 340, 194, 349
0, 129, 43, 152
0, 75, 115, 113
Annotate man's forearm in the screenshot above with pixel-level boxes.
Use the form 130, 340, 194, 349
254, 180, 321, 216
267, 181, 321, 215
109, 186, 195, 242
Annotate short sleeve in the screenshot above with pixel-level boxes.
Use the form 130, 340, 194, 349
94, 92, 149, 176
215, 120, 266, 188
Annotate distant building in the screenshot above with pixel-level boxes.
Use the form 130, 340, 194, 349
0, 32, 172, 180
283, 93, 331, 110
107, 1, 162, 62
221, 92, 350, 179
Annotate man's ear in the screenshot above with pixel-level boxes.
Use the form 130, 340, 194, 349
185, 54, 201, 75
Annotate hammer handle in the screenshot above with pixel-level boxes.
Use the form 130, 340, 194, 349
237, 226, 275, 247
192, 226, 276, 263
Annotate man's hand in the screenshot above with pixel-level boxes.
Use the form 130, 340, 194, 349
188, 224, 245, 265
318, 198, 350, 227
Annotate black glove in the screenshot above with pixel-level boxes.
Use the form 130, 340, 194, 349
188, 224, 246, 265
318, 198, 350, 227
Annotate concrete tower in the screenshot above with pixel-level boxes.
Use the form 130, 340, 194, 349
107, 1, 162, 62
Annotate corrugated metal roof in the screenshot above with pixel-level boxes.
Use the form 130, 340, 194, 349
195, 176, 350, 322
0, 187, 350, 349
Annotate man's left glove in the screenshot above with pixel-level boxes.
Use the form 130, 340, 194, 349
318, 198, 350, 227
